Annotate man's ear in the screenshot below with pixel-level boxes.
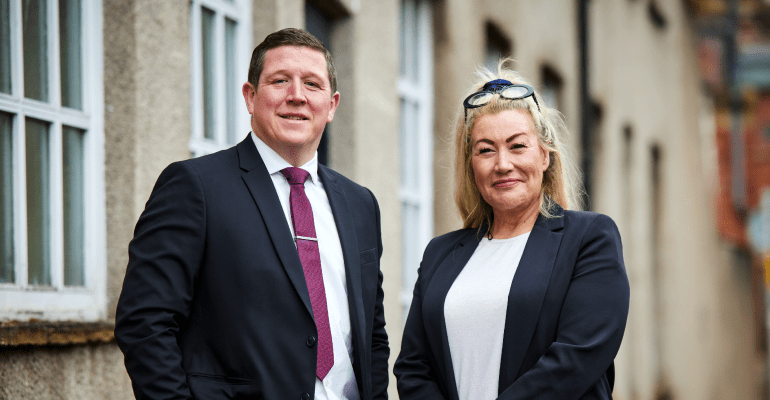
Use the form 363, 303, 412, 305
242, 82, 256, 114
326, 91, 341, 123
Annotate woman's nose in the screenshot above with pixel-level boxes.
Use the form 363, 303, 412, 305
495, 151, 513, 172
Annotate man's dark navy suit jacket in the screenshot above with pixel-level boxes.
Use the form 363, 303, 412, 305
394, 207, 629, 400
115, 136, 389, 400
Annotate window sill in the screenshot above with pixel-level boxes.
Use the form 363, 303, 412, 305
0, 320, 114, 346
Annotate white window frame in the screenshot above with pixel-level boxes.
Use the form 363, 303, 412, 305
189, 0, 252, 157
398, 0, 434, 322
0, 0, 106, 321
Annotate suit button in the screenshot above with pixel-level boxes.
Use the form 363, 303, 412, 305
301, 393, 310, 400
306, 336, 316, 347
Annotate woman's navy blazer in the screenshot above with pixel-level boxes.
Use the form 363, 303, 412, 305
394, 206, 630, 400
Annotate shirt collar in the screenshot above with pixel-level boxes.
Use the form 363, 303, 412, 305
250, 132, 319, 184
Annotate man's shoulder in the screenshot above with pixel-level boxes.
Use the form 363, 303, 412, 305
165, 145, 240, 181
184, 145, 239, 168
319, 164, 372, 197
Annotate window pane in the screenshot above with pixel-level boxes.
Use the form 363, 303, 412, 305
0, 112, 13, 283
225, 18, 237, 145
0, 0, 11, 94
63, 126, 84, 286
399, 99, 419, 190
399, 0, 417, 79
23, 0, 49, 101
25, 118, 50, 285
401, 202, 419, 302
59, 0, 82, 110
201, 7, 215, 140
398, 98, 410, 186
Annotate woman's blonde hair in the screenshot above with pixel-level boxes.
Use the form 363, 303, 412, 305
454, 59, 583, 233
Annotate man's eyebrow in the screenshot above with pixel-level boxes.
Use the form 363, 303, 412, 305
261, 70, 327, 87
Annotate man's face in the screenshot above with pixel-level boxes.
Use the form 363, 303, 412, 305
242, 45, 339, 166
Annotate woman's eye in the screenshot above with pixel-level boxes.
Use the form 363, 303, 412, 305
512, 143, 526, 150
478, 148, 492, 154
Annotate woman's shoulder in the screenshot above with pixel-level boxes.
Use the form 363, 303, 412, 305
420, 227, 478, 263
558, 210, 622, 247
429, 227, 478, 247
561, 209, 619, 229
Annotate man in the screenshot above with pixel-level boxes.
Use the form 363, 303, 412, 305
115, 28, 389, 400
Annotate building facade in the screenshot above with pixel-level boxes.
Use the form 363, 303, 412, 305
0, 0, 765, 399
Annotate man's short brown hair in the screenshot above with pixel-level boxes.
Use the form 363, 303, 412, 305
248, 28, 337, 94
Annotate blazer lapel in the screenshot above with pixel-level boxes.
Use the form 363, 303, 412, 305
317, 166, 367, 364
498, 209, 565, 393
423, 229, 481, 400
237, 138, 313, 317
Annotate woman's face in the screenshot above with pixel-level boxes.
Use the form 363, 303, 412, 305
471, 109, 550, 220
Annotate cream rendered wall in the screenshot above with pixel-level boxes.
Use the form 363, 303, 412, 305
588, 1, 762, 399
105, 0, 192, 321
0, 344, 132, 399
103, 0, 193, 397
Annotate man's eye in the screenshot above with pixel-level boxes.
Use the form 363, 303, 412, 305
306, 81, 319, 88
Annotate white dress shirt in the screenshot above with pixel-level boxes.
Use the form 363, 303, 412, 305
444, 231, 530, 400
251, 133, 360, 400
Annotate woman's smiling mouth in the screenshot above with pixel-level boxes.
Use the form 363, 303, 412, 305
493, 178, 520, 187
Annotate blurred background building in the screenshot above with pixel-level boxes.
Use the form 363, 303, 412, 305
1, 0, 769, 399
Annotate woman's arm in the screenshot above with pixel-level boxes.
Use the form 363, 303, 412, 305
394, 254, 449, 400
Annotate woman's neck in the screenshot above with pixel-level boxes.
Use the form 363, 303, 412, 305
490, 204, 539, 239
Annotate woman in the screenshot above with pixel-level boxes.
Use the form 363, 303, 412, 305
394, 63, 630, 400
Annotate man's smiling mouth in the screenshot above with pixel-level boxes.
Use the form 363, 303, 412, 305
281, 115, 308, 120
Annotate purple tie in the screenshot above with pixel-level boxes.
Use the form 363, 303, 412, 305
281, 167, 334, 380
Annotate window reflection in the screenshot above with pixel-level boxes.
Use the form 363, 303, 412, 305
23, 0, 49, 101
1, 112, 13, 283
25, 118, 51, 286
63, 126, 84, 286
60, 0, 83, 110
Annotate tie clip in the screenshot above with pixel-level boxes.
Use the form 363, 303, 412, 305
294, 235, 318, 242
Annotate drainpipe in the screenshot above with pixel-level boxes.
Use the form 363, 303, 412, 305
578, 0, 590, 210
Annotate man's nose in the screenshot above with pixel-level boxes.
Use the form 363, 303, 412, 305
286, 81, 306, 104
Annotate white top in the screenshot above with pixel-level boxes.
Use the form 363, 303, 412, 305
251, 133, 360, 400
444, 232, 531, 400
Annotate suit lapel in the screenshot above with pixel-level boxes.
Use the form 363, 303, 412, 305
498, 210, 564, 392
317, 166, 367, 364
423, 229, 481, 400
237, 138, 313, 317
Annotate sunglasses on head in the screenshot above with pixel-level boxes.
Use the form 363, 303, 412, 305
463, 79, 541, 122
